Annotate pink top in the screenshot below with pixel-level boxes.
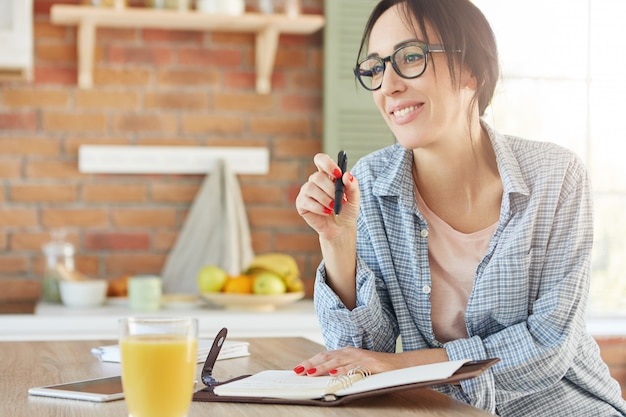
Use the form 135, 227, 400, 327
415, 188, 498, 343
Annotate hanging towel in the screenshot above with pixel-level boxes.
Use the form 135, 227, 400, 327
161, 158, 254, 294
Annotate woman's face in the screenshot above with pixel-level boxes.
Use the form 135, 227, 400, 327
367, 4, 476, 150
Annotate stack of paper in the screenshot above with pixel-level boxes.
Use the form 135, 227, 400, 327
91, 339, 250, 363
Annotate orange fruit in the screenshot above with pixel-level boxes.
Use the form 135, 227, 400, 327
223, 275, 254, 294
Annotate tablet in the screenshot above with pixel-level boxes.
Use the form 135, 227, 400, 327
28, 375, 124, 402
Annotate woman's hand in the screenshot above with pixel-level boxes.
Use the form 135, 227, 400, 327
292, 347, 450, 377
295, 153, 360, 241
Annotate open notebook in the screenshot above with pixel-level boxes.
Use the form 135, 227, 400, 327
194, 358, 499, 406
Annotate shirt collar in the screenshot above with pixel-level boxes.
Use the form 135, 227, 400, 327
371, 121, 530, 204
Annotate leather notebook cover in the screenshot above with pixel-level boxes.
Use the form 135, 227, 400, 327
192, 358, 499, 407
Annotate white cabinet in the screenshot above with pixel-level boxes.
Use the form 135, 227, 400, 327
0, 0, 33, 81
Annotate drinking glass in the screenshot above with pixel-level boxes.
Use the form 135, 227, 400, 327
119, 317, 198, 417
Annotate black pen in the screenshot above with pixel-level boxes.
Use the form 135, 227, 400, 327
334, 150, 348, 215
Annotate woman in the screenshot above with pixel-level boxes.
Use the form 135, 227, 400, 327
294, 0, 626, 415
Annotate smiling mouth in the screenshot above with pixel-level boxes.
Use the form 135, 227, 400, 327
392, 104, 422, 118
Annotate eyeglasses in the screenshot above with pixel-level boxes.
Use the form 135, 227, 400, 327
354, 42, 448, 91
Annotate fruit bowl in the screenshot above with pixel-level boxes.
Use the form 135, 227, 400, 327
199, 291, 305, 312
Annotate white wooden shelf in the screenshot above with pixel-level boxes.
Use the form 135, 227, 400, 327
50, 5, 324, 94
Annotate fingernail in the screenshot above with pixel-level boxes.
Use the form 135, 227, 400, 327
329, 200, 334, 209
306, 368, 317, 375
333, 168, 342, 179
342, 196, 348, 204
293, 365, 305, 374
323, 207, 332, 215
348, 172, 354, 182
329, 369, 338, 376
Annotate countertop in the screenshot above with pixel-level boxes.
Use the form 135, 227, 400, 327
0, 298, 324, 343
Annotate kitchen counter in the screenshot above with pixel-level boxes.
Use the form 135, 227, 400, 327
0, 298, 622, 343
0, 299, 324, 343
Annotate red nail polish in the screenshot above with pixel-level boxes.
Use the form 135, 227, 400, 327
323, 207, 332, 215
329, 200, 334, 209
293, 365, 305, 374
306, 368, 317, 375
329, 369, 338, 376
333, 168, 342, 179
348, 172, 354, 182
342, 196, 348, 204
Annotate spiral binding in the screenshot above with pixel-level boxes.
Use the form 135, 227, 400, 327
326, 365, 372, 393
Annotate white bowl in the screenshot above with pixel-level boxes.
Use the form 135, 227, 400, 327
59, 280, 108, 308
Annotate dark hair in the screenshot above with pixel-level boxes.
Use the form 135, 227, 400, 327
357, 0, 499, 117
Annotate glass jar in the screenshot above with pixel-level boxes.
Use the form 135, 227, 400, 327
41, 230, 75, 303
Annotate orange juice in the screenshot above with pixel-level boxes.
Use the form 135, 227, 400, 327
121, 335, 197, 417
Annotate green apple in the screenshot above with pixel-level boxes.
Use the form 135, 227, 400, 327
252, 271, 287, 295
197, 265, 228, 293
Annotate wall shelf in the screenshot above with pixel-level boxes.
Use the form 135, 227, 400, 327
50, 5, 325, 94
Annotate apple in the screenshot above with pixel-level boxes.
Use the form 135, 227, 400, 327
252, 271, 286, 295
197, 265, 228, 293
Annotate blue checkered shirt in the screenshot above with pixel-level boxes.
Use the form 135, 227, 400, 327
313, 124, 626, 416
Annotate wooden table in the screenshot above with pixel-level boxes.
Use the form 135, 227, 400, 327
0, 337, 492, 417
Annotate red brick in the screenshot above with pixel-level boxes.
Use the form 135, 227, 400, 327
96, 27, 137, 42
181, 115, 244, 134
10, 184, 77, 203
0, 256, 29, 274
0, 232, 6, 250
210, 32, 254, 45
248, 207, 305, 228
151, 183, 200, 203
156, 69, 220, 87
34, 21, 68, 40
279, 95, 322, 113
112, 209, 177, 228
291, 72, 323, 92
275, 48, 308, 69
0, 160, 22, 179
107, 45, 173, 65
84, 233, 150, 250
0, 137, 61, 156
11, 231, 80, 251
26, 161, 81, 179
153, 231, 178, 251
274, 137, 321, 158
75, 90, 139, 109
214, 93, 273, 112
178, 47, 243, 67
42, 112, 107, 132
250, 231, 272, 254
36, 43, 77, 64
93, 68, 152, 87
34, 66, 77, 85
105, 254, 166, 275
64, 136, 130, 155
275, 232, 319, 252
112, 114, 177, 133
82, 183, 148, 203
240, 184, 283, 204
142, 29, 202, 44
144, 92, 209, 110
0, 112, 38, 131
250, 117, 311, 135
3, 89, 69, 107
42, 209, 109, 227
0, 209, 38, 227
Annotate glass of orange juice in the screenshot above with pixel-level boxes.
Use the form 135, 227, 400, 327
119, 317, 198, 417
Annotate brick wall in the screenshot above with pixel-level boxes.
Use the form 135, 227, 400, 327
597, 337, 626, 400
0, 0, 324, 295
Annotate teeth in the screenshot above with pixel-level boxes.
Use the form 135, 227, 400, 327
393, 105, 418, 117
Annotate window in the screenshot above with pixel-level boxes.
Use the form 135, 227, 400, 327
472, 0, 626, 316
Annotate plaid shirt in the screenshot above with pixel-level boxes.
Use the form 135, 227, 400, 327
313, 123, 626, 416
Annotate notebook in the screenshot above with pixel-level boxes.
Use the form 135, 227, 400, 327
194, 358, 499, 406
91, 338, 250, 364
